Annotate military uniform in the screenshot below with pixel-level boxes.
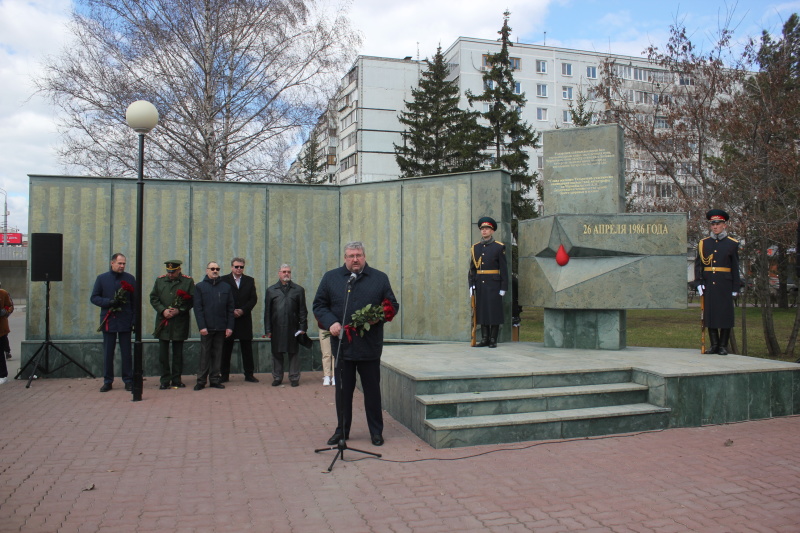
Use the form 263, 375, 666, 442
694, 210, 741, 355
469, 216, 508, 347
149, 260, 195, 387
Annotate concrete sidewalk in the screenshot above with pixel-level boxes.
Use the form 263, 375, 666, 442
1, 370, 799, 532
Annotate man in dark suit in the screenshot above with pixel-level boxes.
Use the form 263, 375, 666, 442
220, 257, 259, 382
694, 209, 742, 355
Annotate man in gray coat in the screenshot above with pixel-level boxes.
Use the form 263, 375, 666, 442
264, 264, 308, 387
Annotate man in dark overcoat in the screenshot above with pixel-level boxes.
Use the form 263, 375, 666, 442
91, 253, 135, 392
313, 242, 399, 447
264, 264, 308, 387
468, 216, 508, 348
694, 209, 742, 355
220, 257, 259, 383
149, 259, 195, 389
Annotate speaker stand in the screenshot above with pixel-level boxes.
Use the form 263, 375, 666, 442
15, 279, 95, 387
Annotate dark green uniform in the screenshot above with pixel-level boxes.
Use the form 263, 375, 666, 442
149, 273, 195, 386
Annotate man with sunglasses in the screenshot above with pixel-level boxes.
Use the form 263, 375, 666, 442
193, 261, 234, 390
220, 257, 259, 383
694, 209, 742, 355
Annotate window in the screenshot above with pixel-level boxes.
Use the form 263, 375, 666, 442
563, 110, 573, 123
513, 82, 521, 94
654, 116, 669, 129
679, 74, 695, 86
341, 109, 357, 129
562, 86, 573, 100
326, 154, 336, 166
482, 55, 493, 68
536, 84, 548, 97
347, 67, 358, 85
633, 68, 647, 81
586, 66, 597, 79
635, 90, 651, 104
537, 156, 544, 170
339, 153, 357, 172
614, 64, 632, 79
537, 108, 548, 121
510, 57, 521, 70
341, 131, 357, 150
562, 63, 572, 76
484, 79, 494, 90
483, 103, 492, 113
536, 60, 547, 73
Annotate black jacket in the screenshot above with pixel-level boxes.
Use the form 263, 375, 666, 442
221, 273, 258, 339
193, 275, 235, 332
313, 263, 399, 361
264, 280, 308, 354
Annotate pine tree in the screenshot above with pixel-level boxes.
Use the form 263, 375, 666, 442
395, 46, 491, 177
297, 129, 328, 184
467, 11, 541, 223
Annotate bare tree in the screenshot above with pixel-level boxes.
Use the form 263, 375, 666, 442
38, 0, 361, 181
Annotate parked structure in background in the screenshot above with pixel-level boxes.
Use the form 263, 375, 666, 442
290, 37, 704, 214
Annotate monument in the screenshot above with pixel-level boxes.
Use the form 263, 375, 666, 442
518, 124, 687, 349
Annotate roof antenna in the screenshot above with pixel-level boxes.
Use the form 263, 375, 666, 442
544, 31, 546, 46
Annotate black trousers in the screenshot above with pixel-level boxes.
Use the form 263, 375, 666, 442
221, 337, 255, 377
334, 358, 383, 438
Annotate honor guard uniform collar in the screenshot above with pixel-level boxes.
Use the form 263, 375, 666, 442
706, 209, 729, 222
165, 260, 182, 272
477, 216, 497, 231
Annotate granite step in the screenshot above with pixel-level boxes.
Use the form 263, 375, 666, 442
418, 382, 650, 419
423, 403, 672, 448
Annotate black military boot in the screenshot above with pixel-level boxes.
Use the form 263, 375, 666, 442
488, 325, 499, 348
705, 329, 719, 354
718, 329, 730, 355
474, 326, 490, 347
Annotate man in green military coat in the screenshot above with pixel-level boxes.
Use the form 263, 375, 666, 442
150, 260, 195, 389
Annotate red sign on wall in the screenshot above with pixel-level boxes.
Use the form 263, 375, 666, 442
0, 233, 22, 244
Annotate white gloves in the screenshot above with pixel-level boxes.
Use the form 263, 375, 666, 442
697, 285, 704, 296
469, 286, 474, 297
732, 292, 738, 297
499, 290, 506, 296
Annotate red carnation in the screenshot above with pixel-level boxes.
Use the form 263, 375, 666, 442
120, 280, 135, 293
381, 298, 396, 322
176, 289, 192, 300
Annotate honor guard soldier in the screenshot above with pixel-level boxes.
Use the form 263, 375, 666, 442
149, 260, 195, 388
694, 210, 742, 355
469, 216, 508, 348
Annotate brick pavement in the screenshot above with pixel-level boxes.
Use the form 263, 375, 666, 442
0, 373, 799, 532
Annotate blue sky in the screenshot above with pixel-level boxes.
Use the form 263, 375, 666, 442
1, 0, 798, 233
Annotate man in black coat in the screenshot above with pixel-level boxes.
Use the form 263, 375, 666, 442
264, 264, 308, 387
694, 209, 742, 355
313, 242, 399, 447
193, 262, 234, 389
220, 257, 259, 383
468, 216, 508, 348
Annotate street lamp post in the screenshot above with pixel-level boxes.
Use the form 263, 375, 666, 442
125, 100, 159, 402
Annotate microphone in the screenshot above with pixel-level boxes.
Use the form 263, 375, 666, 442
347, 272, 357, 284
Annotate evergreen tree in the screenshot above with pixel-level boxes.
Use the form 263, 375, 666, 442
297, 129, 328, 184
395, 46, 491, 177
467, 11, 541, 224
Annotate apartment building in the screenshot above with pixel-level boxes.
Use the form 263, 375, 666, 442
294, 37, 692, 197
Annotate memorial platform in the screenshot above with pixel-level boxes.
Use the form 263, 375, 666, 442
380, 342, 800, 448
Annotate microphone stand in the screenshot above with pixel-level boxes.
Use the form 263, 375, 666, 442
315, 273, 382, 471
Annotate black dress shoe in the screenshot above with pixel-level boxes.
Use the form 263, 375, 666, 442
327, 433, 345, 446
159, 383, 170, 390
172, 382, 186, 388
194, 383, 205, 391
290, 381, 299, 387
271, 379, 282, 386
100, 383, 112, 392
371, 434, 384, 446
244, 375, 259, 383
209, 382, 225, 389
124, 383, 133, 392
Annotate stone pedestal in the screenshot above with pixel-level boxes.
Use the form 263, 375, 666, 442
543, 309, 626, 350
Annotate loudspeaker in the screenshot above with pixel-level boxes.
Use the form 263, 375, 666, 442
30, 233, 63, 282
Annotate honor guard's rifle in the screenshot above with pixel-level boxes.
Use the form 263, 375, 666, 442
470, 292, 477, 347
700, 293, 705, 354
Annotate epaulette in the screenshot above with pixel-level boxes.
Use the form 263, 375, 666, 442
495, 240, 504, 245
727, 236, 739, 243
158, 274, 167, 278
182, 274, 193, 279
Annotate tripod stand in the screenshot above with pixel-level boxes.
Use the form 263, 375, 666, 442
314, 273, 382, 471
16, 279, 95, 387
